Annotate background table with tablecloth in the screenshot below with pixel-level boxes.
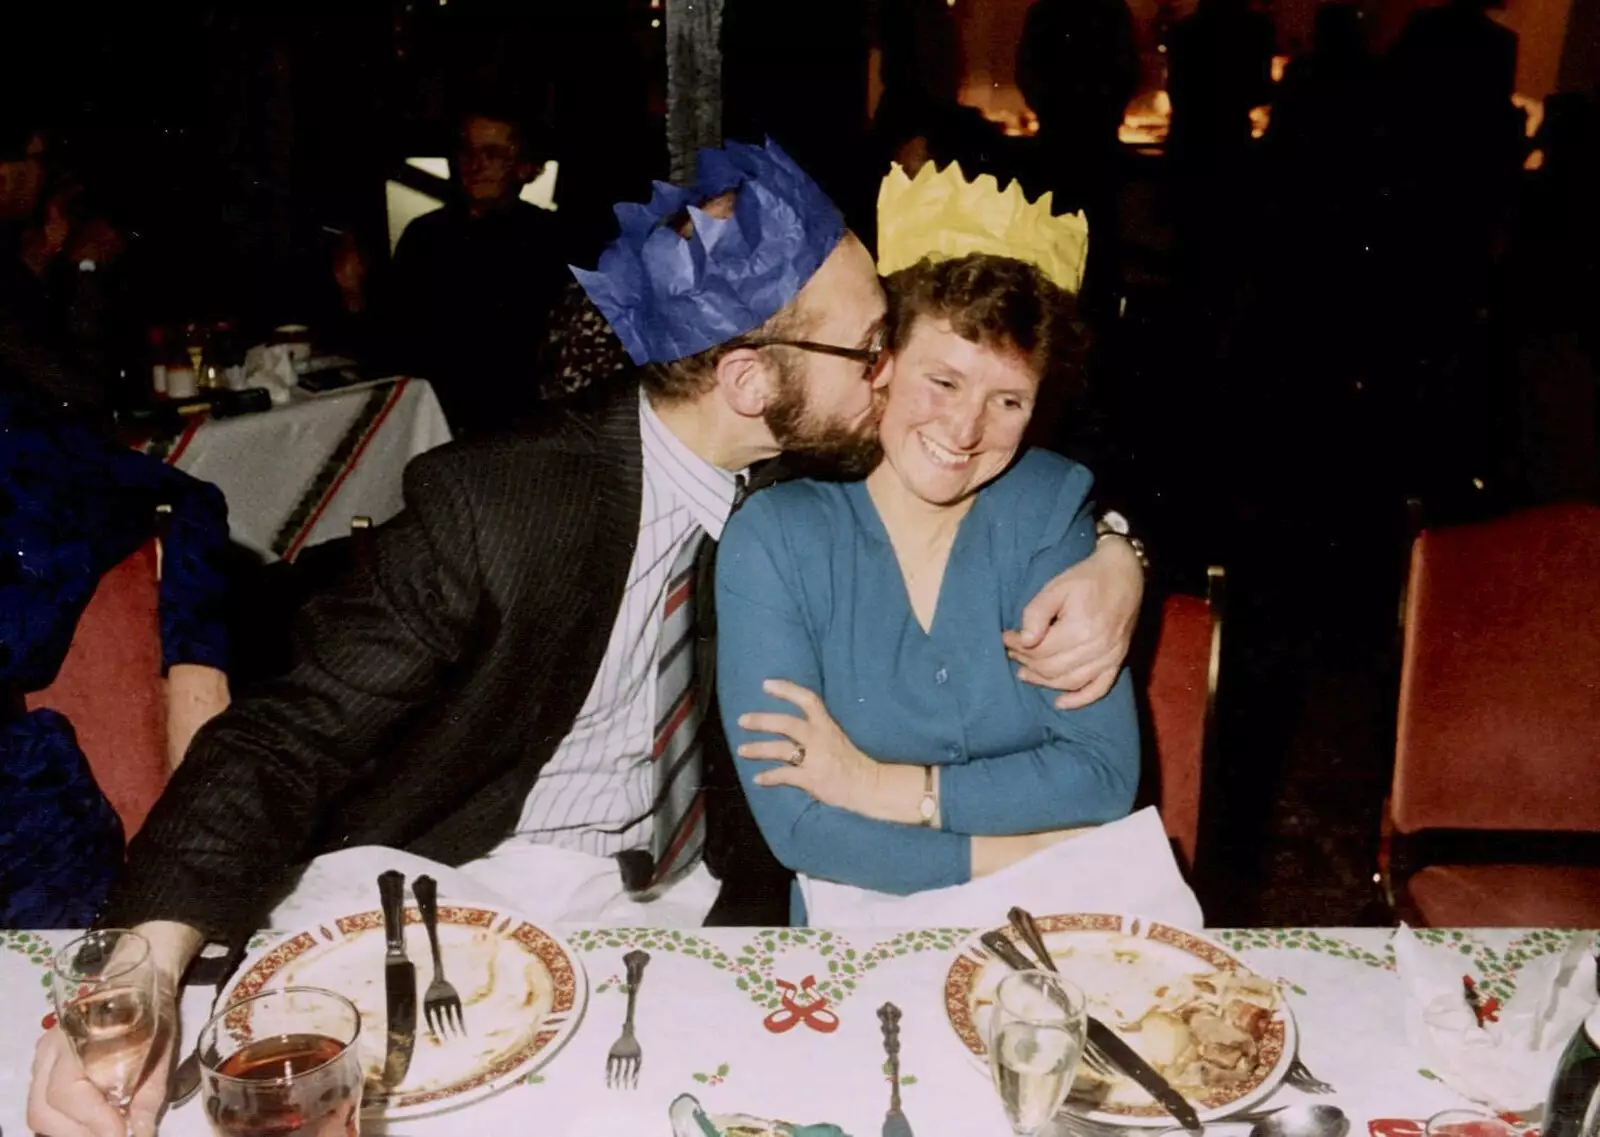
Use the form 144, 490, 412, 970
143, 378, 451, 562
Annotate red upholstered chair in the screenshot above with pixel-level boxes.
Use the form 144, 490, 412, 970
25, 541, 170, 842
1142, 566, 1226, 873
1382, 502, 1600, 927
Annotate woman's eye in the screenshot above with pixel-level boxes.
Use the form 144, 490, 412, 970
930, 376, 956, 390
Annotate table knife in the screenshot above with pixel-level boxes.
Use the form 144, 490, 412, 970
878, 1002, 914, 1137
377, 869, 417, 1089
981, 926, 1202, 1132
1085, 1017, 1202, 1131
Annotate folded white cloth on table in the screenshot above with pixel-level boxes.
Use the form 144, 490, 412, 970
267, 841, 721, 930
243, 343, 299, 405
1394, 923, 1598, 1112
798, 806, 1203, 930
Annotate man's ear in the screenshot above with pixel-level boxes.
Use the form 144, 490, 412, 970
516, 160, 542, 187
714, 347, 773, 418
871, 351, 895, 394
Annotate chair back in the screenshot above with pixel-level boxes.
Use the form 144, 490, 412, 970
1392, 501, 1600, 836
25, 542, 169, 841
1143, 567, 1225, 870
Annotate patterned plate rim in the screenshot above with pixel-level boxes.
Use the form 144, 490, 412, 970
222, 904, 588, 1119
941, 912, 1298, 1126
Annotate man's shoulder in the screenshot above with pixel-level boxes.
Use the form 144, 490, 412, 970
406, 382, 639, 507
396, 205, 455, 248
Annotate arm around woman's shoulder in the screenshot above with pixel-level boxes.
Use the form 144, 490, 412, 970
716, 488, 976, 895
936, 451, 1140, 835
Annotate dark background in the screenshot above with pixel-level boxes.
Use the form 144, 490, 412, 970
8, 0, 1597, 924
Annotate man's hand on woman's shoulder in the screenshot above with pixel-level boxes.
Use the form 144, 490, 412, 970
1003, 536, 1144, 710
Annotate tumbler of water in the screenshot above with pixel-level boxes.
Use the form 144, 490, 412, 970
988, 970, 1088, 1136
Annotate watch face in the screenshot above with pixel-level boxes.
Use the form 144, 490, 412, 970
919, 795, 937, 821
1100, 509, 1130, 536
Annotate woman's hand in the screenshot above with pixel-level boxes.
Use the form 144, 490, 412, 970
736, 679, 881, 812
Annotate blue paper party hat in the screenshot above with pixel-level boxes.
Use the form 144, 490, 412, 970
571, 139, 845, 366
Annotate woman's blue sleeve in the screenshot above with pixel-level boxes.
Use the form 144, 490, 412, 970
715, 496, 973, 895
938, 457, 1140, 836
88, 427, 231, 674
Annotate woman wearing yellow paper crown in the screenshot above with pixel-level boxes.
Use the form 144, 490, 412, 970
716, 163, 1198, 927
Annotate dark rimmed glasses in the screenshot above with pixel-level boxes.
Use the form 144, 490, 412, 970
743, 326, 887, 377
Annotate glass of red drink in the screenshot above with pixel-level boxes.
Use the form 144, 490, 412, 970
199, 987, 364, 1137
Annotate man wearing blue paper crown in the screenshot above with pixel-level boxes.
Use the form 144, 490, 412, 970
28, 140, 1146, 1137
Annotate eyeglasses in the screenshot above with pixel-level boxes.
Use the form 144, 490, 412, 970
743, 327, 887, 375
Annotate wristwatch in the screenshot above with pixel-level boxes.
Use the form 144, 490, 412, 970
1096, 510, 1150, 571
918, 766, 938, 827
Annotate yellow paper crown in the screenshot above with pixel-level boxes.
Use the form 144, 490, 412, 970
876, 161, 1089, 294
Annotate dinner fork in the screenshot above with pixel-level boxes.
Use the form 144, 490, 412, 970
606, 950, 650, 1089
413, 875, 466, 1038
1284, 1055, 1335, 1094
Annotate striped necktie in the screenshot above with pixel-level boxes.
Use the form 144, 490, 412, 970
648, 529, 708, 888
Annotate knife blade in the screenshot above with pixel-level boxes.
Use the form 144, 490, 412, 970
377, 870, 417, 1089
981, 925, 1202, 1132
1085, 1016, 1202, 1131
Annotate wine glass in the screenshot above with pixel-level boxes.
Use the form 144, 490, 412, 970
51, 929, 160, 1133
198, 986, 363, 1137
988, 970, 1089, 1136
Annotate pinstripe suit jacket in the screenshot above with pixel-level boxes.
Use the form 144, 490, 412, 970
102, 379, 790, 939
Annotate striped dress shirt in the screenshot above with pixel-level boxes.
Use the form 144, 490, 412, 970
514, 391, 740, 856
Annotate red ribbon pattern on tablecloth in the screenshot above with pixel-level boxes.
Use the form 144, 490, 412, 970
762, 975, 840, 1034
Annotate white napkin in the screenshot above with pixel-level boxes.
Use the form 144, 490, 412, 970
244, 343, 300, 405
799, 806, 1204, 929
1394, 923, 1598, 1112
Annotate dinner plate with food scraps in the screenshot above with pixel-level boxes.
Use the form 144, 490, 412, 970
943, 913, 1298, 1127
221, 903, 587, 1121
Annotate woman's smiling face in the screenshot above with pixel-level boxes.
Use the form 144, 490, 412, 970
874, 316, 1040, 508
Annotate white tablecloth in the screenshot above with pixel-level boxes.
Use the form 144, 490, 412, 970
148, 378, 451, 562
0, 924, 1563, 1137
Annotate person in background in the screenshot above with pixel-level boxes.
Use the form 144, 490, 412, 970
1164, 0, 1275, 337
385, 95, 570, 436
1384, 0, 1523, 313
1165, 0, 1276, 165
533, 280, 636, 403
1017, 0, 1141, 319
0, 114, 125, 416
1, 380, 231, 929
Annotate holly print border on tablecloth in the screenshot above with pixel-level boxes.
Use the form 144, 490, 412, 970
728, 928, 971, 1012
567, 927, 973, 1015
1216, 928, 1396, 971
1406, 927, 1584, 1007
2, 929, 56, 998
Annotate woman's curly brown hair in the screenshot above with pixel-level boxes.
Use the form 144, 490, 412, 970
883, 253, 1086, 401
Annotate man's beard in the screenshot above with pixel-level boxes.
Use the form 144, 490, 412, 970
763, 360, 884, 480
